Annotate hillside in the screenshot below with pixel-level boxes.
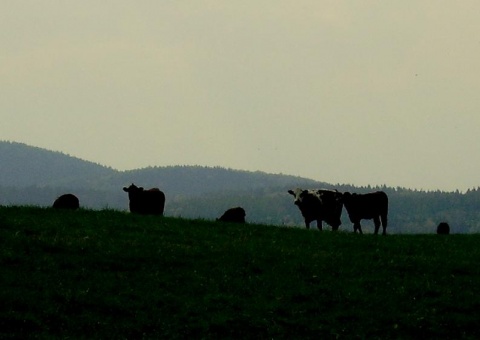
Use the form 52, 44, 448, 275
2, 207, 480, 338
1, 141, 480, 233
0, 141, 319, 193
0, 141, 118, 188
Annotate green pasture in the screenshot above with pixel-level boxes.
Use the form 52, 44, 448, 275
1, 206, 479, 339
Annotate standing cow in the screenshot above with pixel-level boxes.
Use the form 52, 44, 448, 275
123, 183, 165, 215
288, 188, 343, 230
342, 191, 388, 235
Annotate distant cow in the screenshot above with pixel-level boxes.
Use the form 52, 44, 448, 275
288, 188, 343, 230
437, 222, 450, 235
52, 194, 80, 210
342, 191, 388, 235
123, 183, 165, 215
217, 207, 246, 223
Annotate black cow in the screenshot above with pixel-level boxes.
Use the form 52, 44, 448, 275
217, 207, 246, 223
437, 222, 450, 235
342, 191, 388, 235
123, 183, 165, 215
52, 194, 80, 210
288, 188, 343, 230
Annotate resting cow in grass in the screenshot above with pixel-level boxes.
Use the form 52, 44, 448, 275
342, 191, 388, 235
52, 194, 80, 210
217, 207, 246, 223
437, 222, 450, 235
123, 183, 165, 215
288, 188, 343, 230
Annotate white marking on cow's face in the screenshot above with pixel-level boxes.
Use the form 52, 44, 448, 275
288, 188, 323, 205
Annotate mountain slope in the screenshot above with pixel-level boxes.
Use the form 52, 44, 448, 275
0, 141, 321, 194
0, 141, 117, 187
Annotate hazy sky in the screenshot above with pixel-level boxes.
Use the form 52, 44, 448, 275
1, 1, 479, 191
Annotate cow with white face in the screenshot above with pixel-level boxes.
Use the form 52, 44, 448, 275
288, 188, 343, 231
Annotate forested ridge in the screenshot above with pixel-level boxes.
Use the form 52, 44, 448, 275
1, 141, 479, 233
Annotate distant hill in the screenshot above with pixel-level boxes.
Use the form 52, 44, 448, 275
0, 141, 320, 194
0, 141, 118, 188
1, 140, 479, 233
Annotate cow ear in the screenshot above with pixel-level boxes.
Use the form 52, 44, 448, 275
123, 187, 128, 192
288, 190, 294, 195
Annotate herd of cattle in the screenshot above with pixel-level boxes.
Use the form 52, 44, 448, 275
287, 188, 388, 235
51, 183, 450, 235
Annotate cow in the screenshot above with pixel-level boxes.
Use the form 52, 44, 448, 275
217, 207, 246, 223
122, 183, 165, 215
288, 188, 343, 230
52, 194, 80, 210
437, 222, 450, 235
342, 191, 388, 235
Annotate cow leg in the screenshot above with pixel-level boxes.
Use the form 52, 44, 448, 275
317, 220, 323, 231
354, 221, 362, 234
381, 214, 388, 235
305, 220, 310, 229
373, 216, 381, 235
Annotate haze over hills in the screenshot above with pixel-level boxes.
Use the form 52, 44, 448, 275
0, 141, 117, 188
0, 140, 320, 193
1, 140, 480, 233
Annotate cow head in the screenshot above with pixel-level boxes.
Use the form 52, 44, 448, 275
288, 188, 322, 206
288, 188, 307, 206
123, 183, 144, 196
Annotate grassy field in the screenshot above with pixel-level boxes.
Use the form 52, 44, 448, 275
1, 206, 480, 339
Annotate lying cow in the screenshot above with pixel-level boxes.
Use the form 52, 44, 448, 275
437, 222, 450, 235
123, 183, 165, 215
288, 188, 343, 230
217, 207, 246, 223
342, 191, 388, 235
52, 194, 80, 210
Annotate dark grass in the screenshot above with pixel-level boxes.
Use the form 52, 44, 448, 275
1, 206, 480, 339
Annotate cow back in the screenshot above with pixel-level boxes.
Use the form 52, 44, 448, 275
53, 194, 80, 210
343, 191, 388, 220
217, 207, 246, 223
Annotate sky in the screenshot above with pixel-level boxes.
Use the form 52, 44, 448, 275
1, 1, 480, 192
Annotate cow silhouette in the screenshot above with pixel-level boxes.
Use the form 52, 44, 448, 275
217, 207, 246, 223
288, 188, 343, 230
123, 183, 165, 215
437, 222, 450, 235
52, 194, 80, 210
343, 191, 388, 235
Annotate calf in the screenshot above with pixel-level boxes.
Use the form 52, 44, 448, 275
288, 188, 343, 230
342, 191, 388, 235
123, 183, 165, 215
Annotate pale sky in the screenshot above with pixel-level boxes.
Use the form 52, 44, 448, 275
1, 1, 479, 192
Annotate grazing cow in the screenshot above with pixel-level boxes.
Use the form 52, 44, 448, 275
217, 207, 246, 223
123, 183, 165, 215
288, 188, 343, 230
52, 194, 80, 210
437, 222, 450, 235
342, 191, 388, 235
